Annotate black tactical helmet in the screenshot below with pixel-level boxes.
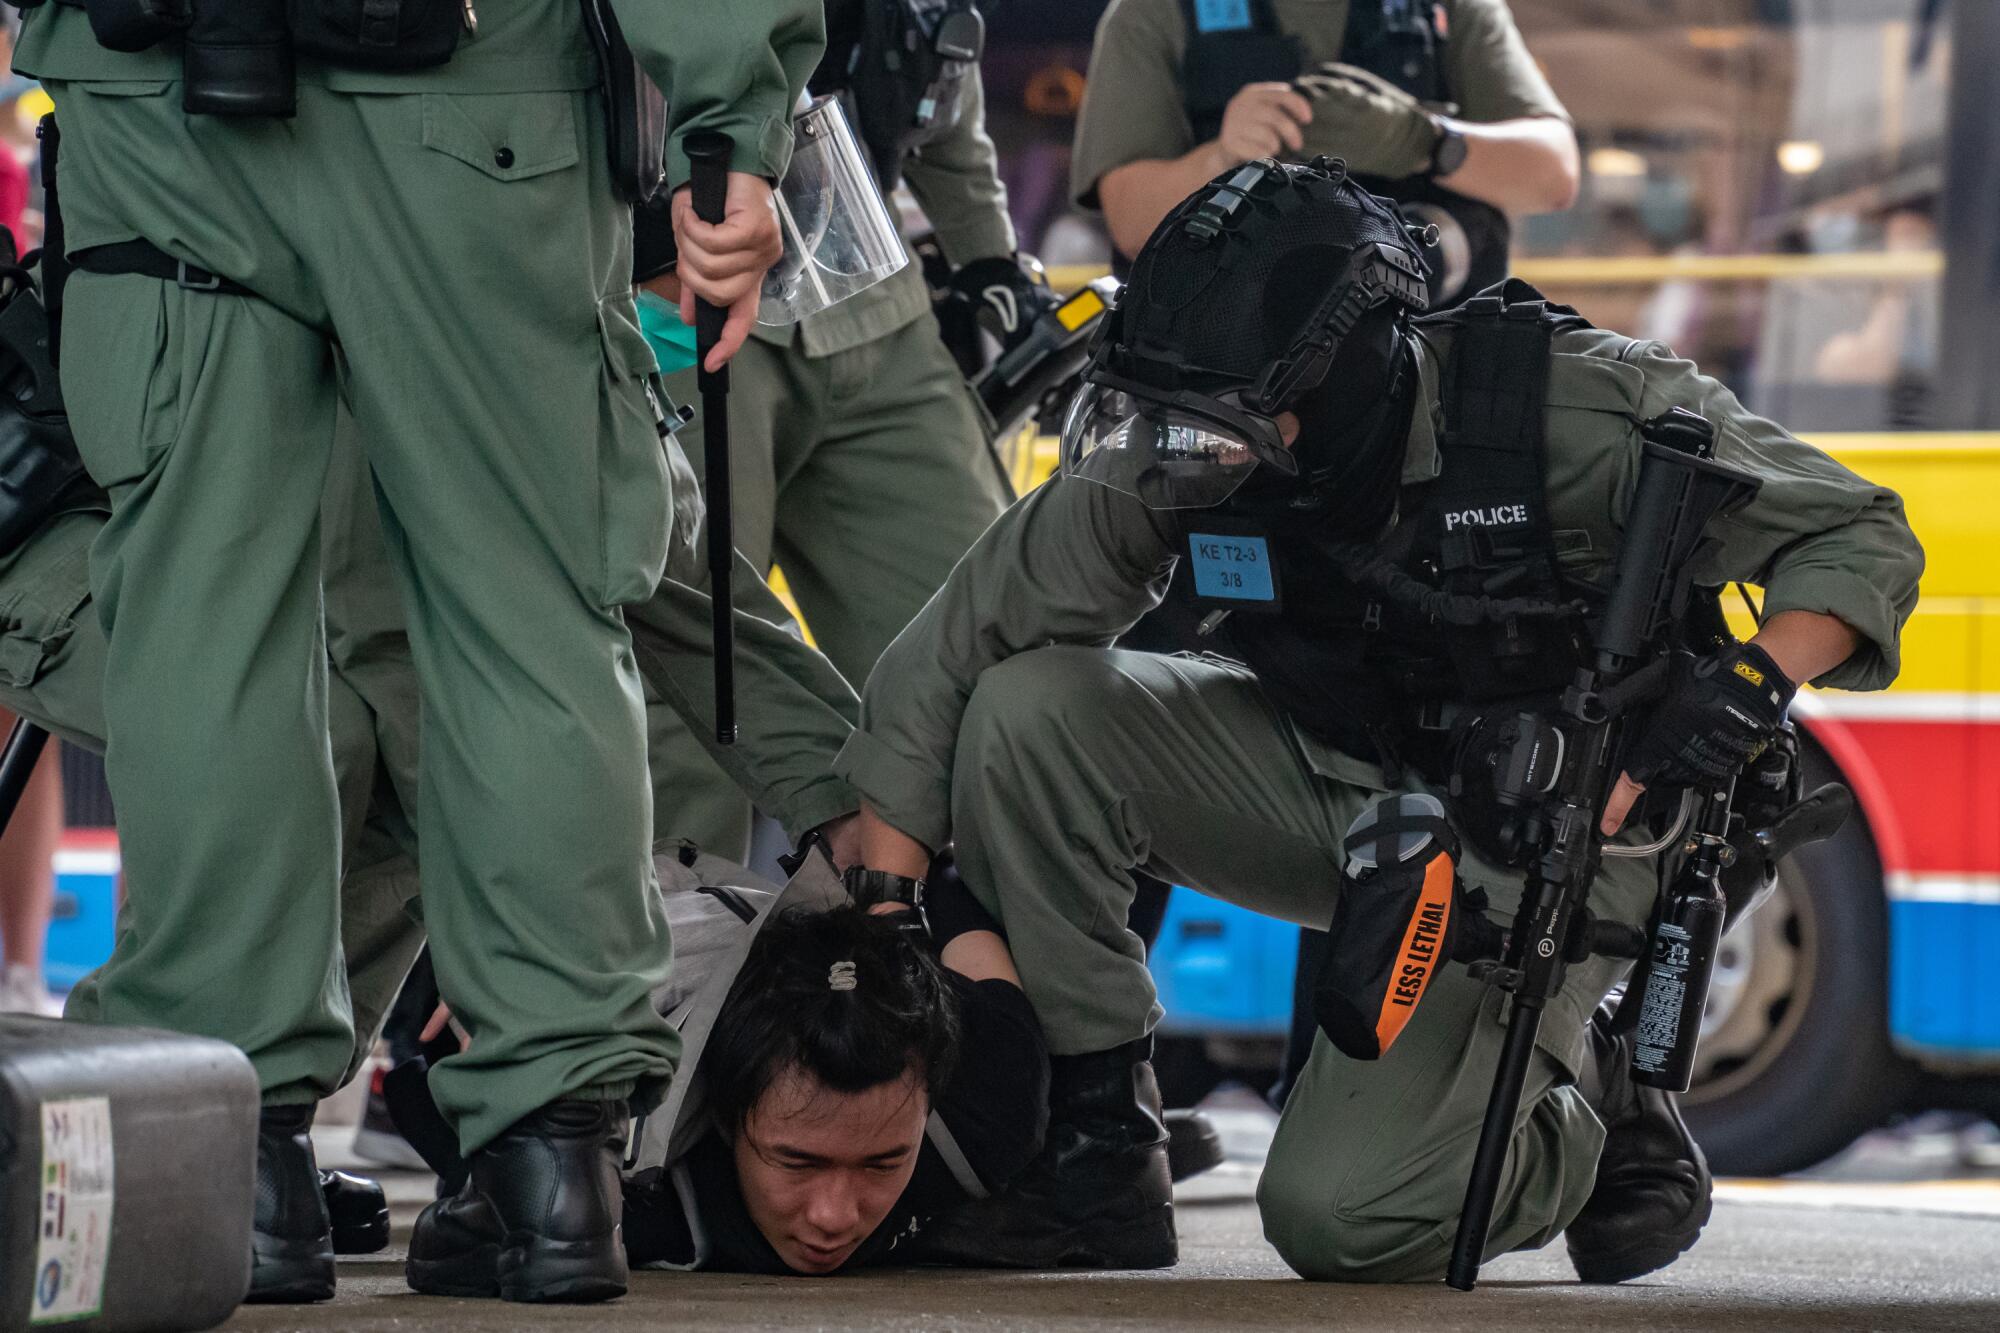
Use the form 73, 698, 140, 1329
1062, 157, 1433, 510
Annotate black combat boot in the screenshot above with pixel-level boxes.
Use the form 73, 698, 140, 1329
1165, 1108, 1225, 1183
909, 1037, 1177, 1270
1565, 1002, 1713, 1283
248, 1104, 336, 1304
321, 1168, 390, 1255
406, 1099, 629, 1303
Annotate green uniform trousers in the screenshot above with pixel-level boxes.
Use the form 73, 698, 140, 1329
947, 645, 1659, 1282
647, 315, 1008, 858
0, 477, 426, 1094
50, 80, 676, 1149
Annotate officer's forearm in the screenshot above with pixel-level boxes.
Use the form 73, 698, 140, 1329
1749, 610, 1862, 690
1100, 148, 1233, 260
1435, 116, 1580, 216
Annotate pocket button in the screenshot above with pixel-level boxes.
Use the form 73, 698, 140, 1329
494, 146, 515, 169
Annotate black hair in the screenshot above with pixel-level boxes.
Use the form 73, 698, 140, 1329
705, 905, 962, 1137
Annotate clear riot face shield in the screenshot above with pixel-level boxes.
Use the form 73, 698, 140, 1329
1059, 378, 1299, 510
757, 96, 909, 326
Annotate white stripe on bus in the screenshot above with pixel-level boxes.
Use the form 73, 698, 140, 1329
1791, 692, 1989, 723
53, 850, 121, 877
1886, 874, 2000, 905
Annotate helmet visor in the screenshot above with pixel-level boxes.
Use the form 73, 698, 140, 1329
1059, 381, 1297, 510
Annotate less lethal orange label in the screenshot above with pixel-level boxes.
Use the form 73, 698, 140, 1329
1375, 855, 1455, 1054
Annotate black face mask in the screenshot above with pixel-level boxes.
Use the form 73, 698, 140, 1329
1228, 308, 1414, 539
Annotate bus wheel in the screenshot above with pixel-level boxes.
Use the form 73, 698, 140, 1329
1679, 747, 1911, 1176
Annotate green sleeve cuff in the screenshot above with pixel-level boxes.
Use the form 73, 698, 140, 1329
933, 214, 1019, 269
769, 776, 862, 849
1760, 568, 1906, 692
832, 728, 954, 853
666, 112, 795, 190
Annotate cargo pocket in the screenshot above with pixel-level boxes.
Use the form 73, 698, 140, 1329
58, 276, 195, 490
0, 539, 93, 691
419, 92, 580, 183
594, 296, 672, 607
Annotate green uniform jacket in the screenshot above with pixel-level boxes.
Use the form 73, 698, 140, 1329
836, 324, 1927, 850
16, 0, 823, 183
754, 66, 1018, 358
1071, 0, 1567, 210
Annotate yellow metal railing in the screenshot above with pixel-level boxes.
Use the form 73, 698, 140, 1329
1045, 249, 1943, 295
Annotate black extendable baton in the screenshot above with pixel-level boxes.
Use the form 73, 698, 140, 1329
684, 131, 738, 746
0, 718, 51, 839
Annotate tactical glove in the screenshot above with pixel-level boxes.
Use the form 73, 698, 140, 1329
1294, 62, 1438, 181
947, 254, 1061, 358
1625, 643, 1797, 790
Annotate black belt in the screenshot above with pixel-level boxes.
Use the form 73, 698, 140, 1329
69, 240, 255, 298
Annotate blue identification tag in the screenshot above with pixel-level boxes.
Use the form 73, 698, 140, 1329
1193, 0, 1253, 34
1187, 527, 1280, 610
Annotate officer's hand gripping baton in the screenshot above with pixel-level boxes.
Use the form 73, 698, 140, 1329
684, 131, 738, 745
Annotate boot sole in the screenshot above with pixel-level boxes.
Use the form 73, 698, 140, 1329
497, 1233, 627, 1303
1569, 1189, 1713, 1284
248, 1234, 336, 1304
407, 1243, 502, 1298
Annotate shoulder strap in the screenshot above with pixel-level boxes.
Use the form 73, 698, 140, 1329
1428, 284, 1564, 583
1417, 277, 1593, 333
1176, 0, 1300, 142
1341, 0, 1447, 102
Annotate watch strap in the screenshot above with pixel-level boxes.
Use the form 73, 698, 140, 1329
842, 866, 926, 912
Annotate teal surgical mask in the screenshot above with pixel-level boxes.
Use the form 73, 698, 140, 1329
636, 290, 699, 375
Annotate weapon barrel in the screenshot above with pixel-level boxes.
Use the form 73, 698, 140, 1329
1596, 442, 1695, 668
1447, 1002, 1545, 1290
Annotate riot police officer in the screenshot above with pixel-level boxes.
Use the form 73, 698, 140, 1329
831, 160, 1922, 1278
646, 0, 1049, 863
13, 0, 819, 1306
1073, 0, 1579, 306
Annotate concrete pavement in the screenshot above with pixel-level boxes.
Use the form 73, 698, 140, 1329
217, 1156, 2000, 1332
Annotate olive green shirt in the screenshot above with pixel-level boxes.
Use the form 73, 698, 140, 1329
835, 323, 1926, 850
15, 0, 823, 185
753, 66, 1018, 359
1071, 0, 1567, 210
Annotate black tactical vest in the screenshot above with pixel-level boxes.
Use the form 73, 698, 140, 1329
1173, 0, 1509, 308
811, 0, 985, 189
1172, 283, 1595, 775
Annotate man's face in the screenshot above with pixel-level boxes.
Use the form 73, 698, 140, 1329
734, 1065, 929, 1274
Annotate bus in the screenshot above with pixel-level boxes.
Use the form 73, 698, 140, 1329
976, 0, 2000, 1175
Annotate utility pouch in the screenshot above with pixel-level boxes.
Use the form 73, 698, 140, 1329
1315, 792, 1489, 1060
289, 0, 467, 72
581, 0, 667, 204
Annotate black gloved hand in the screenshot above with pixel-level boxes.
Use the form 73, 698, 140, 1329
1626, 642, 1797, 789
947, 254, 1059, 357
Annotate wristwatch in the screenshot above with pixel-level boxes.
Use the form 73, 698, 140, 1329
1428, 115, 1468, 178
842, 866, 925, 913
